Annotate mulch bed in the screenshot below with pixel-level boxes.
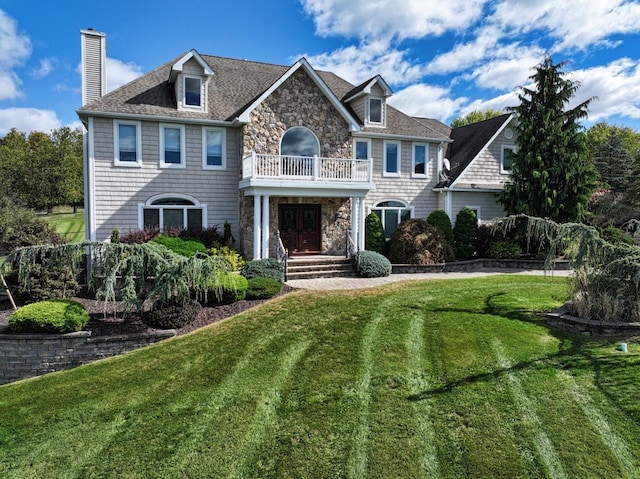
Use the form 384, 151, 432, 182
0, 285, 297, 337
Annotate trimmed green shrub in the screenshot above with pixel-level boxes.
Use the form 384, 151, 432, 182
200, 273, 248, 304
152, 235, 207, 257
241, 258, 285, 283
209, 243, 245, 271
357, 250, 392, 278
9, 299, 89, 333
246, 277, 283, 300
143, 299, 202, 329
388, 219, 455, 264
488, 241, 522, 259
602, 225, 635, 246
426, 209, 454, 245
453, 207, 478, 260
365, 212, 385, 254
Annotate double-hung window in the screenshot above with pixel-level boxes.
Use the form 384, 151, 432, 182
501, 146, 515, 174
202, 127, 226, 170
114, 120, 141, 167
412, 143, 428, 178
369, 97, 383, 124
160, 124, 185, 168
184, 76, 202, 108
384, 140, 401, 177
354, 139, 370, 160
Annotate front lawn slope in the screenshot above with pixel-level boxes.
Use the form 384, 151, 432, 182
1, 276, 639, 478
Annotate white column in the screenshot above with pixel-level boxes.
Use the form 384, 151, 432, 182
358, 197, 366, 251
262, 195, 270, 259
351, 197, 358, 250
253, 195, 261, 260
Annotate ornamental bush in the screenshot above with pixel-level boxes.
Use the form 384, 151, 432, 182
9, 299, 89, 333
388, 219, 455, 264
152, 235, 208, 257
488, 241, 522, 259
453, 207, 478, 260
426, 209, 454, 245
246, 277, 283, 300
200, 273, 248, 304
143, 298, 202, 329
209, 243, 245, 271
365, 212, 386, 254
241, 258, 285, 283
357, 250, 392, 278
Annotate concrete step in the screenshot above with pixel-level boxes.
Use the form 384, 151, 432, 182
287, 269, 358, 280
286, 256, 356, 280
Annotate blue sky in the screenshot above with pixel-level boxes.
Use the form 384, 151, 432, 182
0, 0, 639, 135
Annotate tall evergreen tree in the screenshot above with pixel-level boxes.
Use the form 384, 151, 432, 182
497, 56, 597, 223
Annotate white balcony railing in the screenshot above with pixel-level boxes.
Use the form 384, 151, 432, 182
242, 153, 372, 183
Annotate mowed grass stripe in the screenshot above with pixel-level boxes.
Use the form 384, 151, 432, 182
493, 339, 568, 479
406, 311, 440, 477
347, 295, 394, 478
227, 340, 311, 478
556, 369, 640, 476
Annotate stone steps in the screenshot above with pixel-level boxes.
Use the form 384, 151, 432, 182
286, 256, 356, 280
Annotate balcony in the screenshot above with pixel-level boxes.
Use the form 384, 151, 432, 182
240, 153, 375, 196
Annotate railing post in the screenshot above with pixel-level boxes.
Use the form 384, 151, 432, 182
368, 157, 373, 183
313, 155, 318, 180
251, 151, 256, 177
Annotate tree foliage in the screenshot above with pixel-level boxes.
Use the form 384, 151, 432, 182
450, 109, 505, 127
0, 127, 83, 212
365, 212, 386, 254
497, 56, 597, 223
453, 207, 478, 259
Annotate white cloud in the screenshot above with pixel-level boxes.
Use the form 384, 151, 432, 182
0, 10, 31, 100
0, 108, 60, 135
31, 58, 55, 79
303, 41, 423, 85
106, 58, 143, 92
301, 0, 487, 41
389, 83, 468, 121
465, 44, 544, 90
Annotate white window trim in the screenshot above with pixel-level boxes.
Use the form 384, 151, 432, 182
367, 96, 384, 127
159, 123, 186, 169
412, 142, 429, 179
202, 127, 227, 170
280, 126, 321, 157
113, 120, 142, 167
383, 140, 401, 177
353, 138, 371, 160
501, 145, 516, 175
181, 75, 205, 112
370, 199, 414, 239
138, 193, 208, 229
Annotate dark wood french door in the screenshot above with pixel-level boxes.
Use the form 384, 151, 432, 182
279, 204, 321, 254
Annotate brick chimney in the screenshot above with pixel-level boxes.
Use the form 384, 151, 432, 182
80, 28, 106, 106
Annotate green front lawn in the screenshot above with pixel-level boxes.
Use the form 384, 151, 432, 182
1, 276, 639, 478
42, 208, 85, 243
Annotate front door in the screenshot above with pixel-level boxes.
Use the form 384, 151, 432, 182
279, 204, 321, 254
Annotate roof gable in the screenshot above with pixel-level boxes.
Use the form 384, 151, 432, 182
343, 75, 393, 102
169, 50, 214, 83
237, 58, 360, 132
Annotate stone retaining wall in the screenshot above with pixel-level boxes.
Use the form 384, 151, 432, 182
392, 258, 571, 274
546, 308, 640, 336
0, 327, 176, 385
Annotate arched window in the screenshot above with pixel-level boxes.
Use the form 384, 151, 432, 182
280, 126, 320, 157
139, 194, 206, 230
371, 199, 413, 239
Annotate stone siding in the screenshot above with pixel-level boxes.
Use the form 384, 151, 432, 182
0, 327, 175, 384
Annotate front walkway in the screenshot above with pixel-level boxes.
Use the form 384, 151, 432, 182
286, 268, 573, 291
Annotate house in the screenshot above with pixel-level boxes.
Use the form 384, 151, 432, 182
77, 29, 515, 260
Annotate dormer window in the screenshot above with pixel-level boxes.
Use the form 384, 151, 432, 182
184, 76, 202, 107
369, 97, 382, 124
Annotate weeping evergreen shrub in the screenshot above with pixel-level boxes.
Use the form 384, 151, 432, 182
365, 212, 386, 254
453, 207, 478, 259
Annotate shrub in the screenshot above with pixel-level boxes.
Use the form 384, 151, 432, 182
357, 250, 392, 278
200, 273, 248, 304
426, 209, 454, 245
453, 207, 478, 260
120, 226, 222, 247
15, 261, 81, 301
241, 258, 285, 283
120, 227, 161, 244
0, 199, 63, 252
9, 299, 89, 333
365, 212, 386, 254
209, 243, 245, 271
388, 219, 455, 264
602, 225, 635, 246
152, 235, 207, 257
143, 298, 202, 329
488, 241, 522, 259
246, 277, 282, 300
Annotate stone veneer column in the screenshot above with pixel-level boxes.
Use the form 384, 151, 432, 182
262, 195, 270, 259
253, 195, 262, 260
